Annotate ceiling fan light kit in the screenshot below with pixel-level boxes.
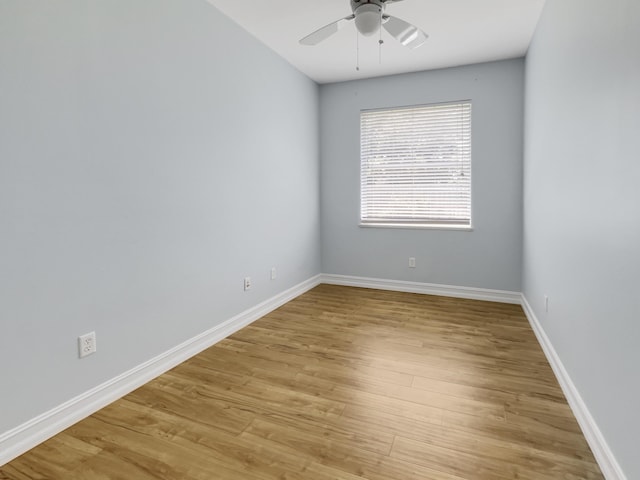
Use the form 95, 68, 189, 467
354, 2, 383, 37
300, 0, 428, 51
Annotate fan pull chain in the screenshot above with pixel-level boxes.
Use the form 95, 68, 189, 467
378, 11, 384, 64
356, 29, 360, 71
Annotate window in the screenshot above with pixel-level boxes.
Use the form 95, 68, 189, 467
360, 101, 472, 228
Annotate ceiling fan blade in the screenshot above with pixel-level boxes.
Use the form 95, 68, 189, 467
299, 15, 355, 46
383, 15, 428, 49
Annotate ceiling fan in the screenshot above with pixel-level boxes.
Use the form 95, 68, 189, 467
299, 0, 428, 49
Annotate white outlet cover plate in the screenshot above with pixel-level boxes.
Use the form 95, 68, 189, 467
78, 331, 97, 358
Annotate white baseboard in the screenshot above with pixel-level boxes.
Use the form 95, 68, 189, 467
520, 295, 627, 480
320, 274, 522, 304
0, 274, 322, 467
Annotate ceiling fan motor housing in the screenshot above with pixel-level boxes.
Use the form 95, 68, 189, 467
351, 0, 385, 36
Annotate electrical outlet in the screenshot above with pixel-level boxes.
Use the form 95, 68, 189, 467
78, 331, 97, 358
270, 267, 277, 280
244, 277, 252, 291
409, 257, 416, 268
544, 295, 549, 313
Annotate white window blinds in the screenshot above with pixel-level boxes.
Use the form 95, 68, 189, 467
360, 101, 472, 227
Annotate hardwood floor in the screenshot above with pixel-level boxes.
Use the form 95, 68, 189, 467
0, 285, 603, 479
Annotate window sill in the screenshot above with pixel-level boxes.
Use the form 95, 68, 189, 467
359, 223, 473, 231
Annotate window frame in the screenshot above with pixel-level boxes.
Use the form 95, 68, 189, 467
359, 100, 473, 230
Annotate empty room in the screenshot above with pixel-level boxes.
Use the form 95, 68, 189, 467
0, 0, 638, 479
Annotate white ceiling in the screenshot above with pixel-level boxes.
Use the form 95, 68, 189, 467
206, 0, 546, 84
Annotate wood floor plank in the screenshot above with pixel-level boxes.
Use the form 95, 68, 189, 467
0, 285, 603, 479
441, 409, 595, 458
0, 434, 101, 479
242, 419, 466, 480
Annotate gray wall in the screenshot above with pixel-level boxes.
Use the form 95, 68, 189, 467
320, 60, 524, 291
523, 0, 640, 477
0, 0, 320, 434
